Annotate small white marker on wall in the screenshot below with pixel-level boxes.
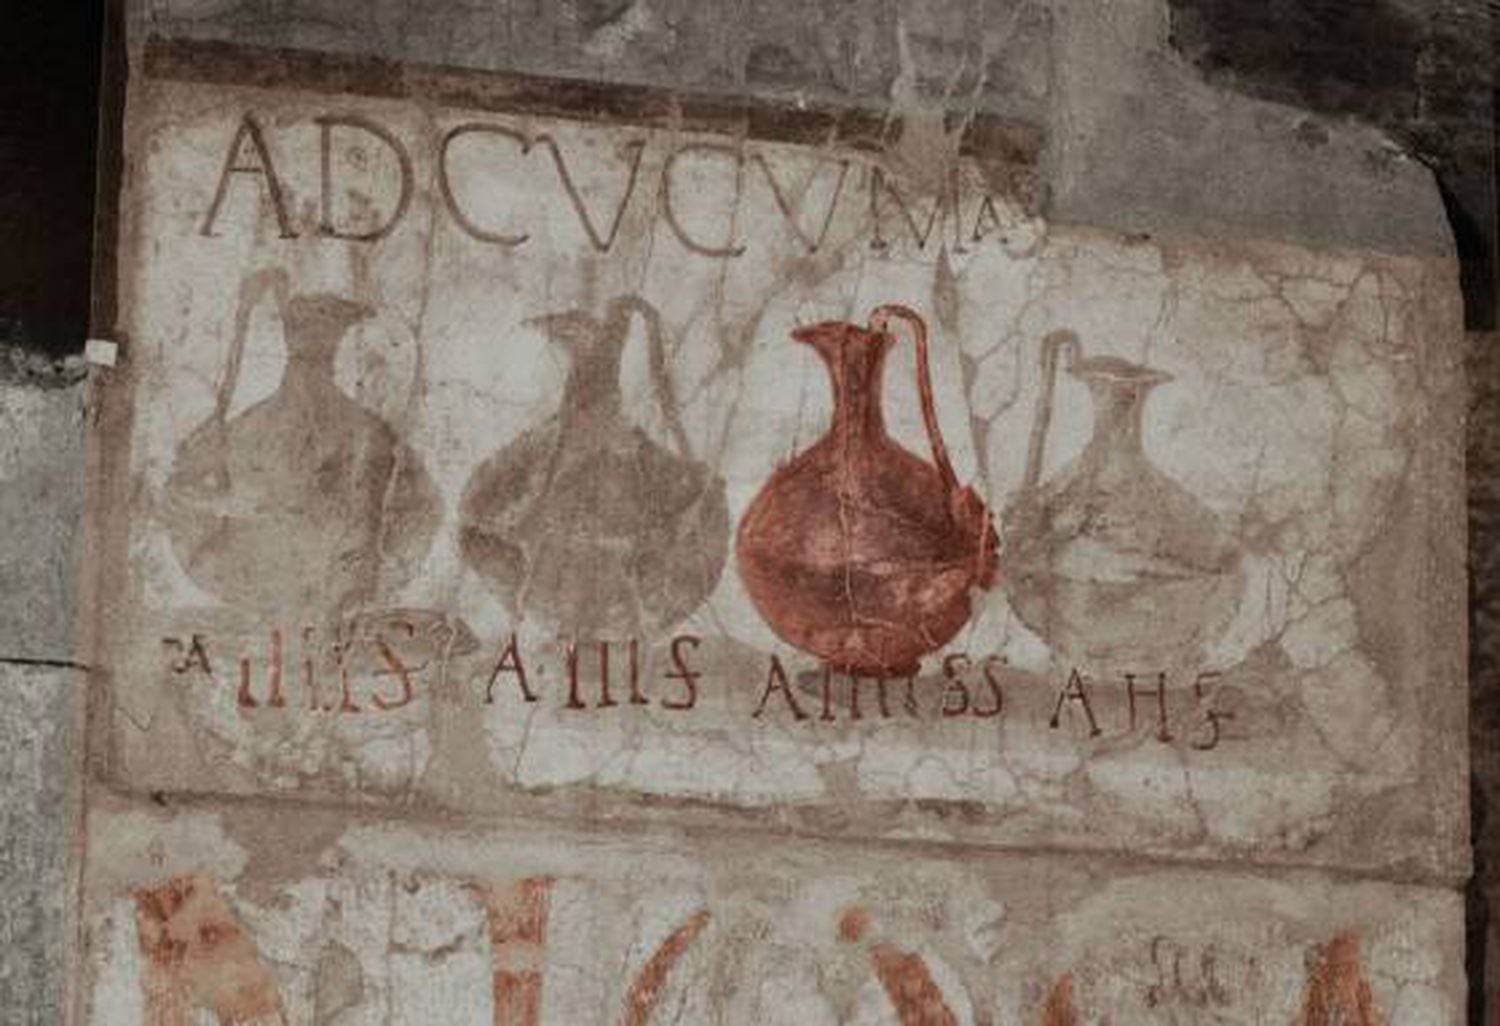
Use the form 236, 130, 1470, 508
84, 338, 118, 368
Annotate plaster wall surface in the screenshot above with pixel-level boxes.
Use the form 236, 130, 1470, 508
94, 60, 1467, 875
0, 0, 1475, 1022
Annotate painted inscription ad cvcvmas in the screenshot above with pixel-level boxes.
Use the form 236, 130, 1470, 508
94, 75, 1462, 867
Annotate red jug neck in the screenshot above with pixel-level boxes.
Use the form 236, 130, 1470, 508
793, 320, 893, 446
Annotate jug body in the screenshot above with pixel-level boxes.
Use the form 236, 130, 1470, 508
458, 295, 729, 638
1006, 341, 1242, 669
736, 307, 997, 676
162, 277, 440, 616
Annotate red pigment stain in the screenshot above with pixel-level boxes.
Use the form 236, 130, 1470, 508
1293, 932, 1387, 1026
619, 908, 712, 1026
132, 874, 286, 1026
474, 877, 554, 1026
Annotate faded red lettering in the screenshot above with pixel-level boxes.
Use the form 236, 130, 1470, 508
236, 629, 284, 710
1292, 932, 1386, 1026
753, 153, 850, 254
969, 194, 1005, 244
563, 642, 586, 710
1190, 671, 1233, 751
973, 655, 1004, 718
163, 634, 213, 677
1126, 671, 1173, 743
486, 634, 536, 704
473, 877, 554, 1026
838, 906, 958, 1026
627, 638, 647, 706
620, 910, 712, 1026
662, 635, 702, 711
869, 166, 956, 252
940, 654, 972, 717
371, 622, 418, 711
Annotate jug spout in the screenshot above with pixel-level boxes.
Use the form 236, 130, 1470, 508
792, 320, 893, 444
526, 309, 604, 354
1070, 354, 1171, 389
1072, 356, 1171, 466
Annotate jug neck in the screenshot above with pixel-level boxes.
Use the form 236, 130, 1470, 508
561, 343, 624, 418
1080, 377, 1155, 462
544, 306, 629, 422
796, 321, 891, 447
282, 295, 367, 382
285, 344, 338, 381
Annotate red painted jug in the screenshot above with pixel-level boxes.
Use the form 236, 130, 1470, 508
736, 304, 999, 676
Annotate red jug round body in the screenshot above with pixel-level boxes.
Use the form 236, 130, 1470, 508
735, 309, 998, 676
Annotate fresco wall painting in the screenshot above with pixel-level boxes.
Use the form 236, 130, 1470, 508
78, 47, 1468, 1024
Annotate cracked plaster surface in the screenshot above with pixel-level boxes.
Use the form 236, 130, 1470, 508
90, 75, 1466, 881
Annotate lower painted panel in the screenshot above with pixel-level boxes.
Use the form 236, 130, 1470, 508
79, 797, 1461, 1025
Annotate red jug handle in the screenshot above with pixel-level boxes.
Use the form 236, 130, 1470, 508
868, 304, 960, 498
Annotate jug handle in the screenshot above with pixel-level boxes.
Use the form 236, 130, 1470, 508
192, 268, 288, 494
1021, 329, 1080, 494
610, 294, 696, 460
213, 267, 291, 427
869, 304, 960, 498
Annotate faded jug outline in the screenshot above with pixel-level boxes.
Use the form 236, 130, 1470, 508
161, 267, 441, 616
1004, 329, 1243, 670
737, 304, 999, 677
458, 294, 730, 638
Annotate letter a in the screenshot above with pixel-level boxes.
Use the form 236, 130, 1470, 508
200, 114, 296, 238
486, 634, 536, 704
1050, 668, 1102, 737
753, 654, 809, 720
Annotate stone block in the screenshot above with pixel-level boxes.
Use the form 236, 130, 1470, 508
0, 663, 80, 1026
0, 378, 86, 660
1046, 0, 1453, 256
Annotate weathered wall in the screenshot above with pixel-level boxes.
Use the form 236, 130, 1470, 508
1470, 326, 1500, 1024
1, 356, 87, 1024
0, 0, 1476, 1022
1167, 0, 1495, 329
